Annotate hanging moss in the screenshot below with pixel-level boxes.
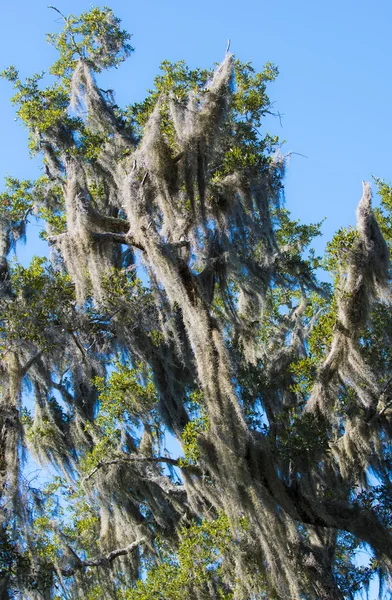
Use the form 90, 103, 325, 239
0, 8, 391, 600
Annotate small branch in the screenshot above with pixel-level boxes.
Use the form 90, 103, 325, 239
48, 6, 83, 59
377, 398, 392, 419
22, 206, 34, 222
226, 39, 231, 54
70, 331, 87, 360
48, 5, 66, 20
366, 376, 392, 425
83, 455, 181, 483
61, 538, 146, 577
265, 108, 284, 128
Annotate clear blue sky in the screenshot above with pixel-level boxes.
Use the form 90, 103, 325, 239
1, 0, 392, 262
1, 3, 390, 595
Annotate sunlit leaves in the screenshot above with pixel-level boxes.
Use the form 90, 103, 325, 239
0, 257, 74, 350
47, 7, 133, 79
127, 512, 240, 600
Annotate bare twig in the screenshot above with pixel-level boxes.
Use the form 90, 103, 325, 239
265, 107, 284, 128
285, 151, 309, 160
48, 6, 83, 59
48, 5, 67, 20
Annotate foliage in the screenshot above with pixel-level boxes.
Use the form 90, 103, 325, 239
47, 6, 133, 78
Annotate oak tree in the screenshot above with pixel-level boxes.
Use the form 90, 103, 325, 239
1, 7, 391, 599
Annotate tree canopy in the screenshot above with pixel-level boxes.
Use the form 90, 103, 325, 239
0, 7, 392, 599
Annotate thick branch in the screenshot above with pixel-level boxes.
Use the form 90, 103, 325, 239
286, 486, 392, 560
48, 231, 145, 251
79, 197, 130, 234
90, 231, 145, 250
20, 351, 44, 377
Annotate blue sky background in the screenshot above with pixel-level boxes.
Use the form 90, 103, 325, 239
0, 2, 391, 596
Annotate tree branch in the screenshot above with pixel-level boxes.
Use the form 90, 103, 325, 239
78, 196, 130, 234
60, 538, 146, 577
286, 485, 392, 560
83, 455, 182, 483
47, 231, 145, 251
47, 5, 67, 20
89, 232, 145, 251
20, 350, 44, 377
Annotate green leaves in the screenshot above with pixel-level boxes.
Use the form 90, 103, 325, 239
1, 7, 132, 157
94, 362, 158, 426
80, 362, 159, 473
127, 512, 237, 600
180, 414, 209, 465
0, 67, 71, 145
325, 226, 360, 274
0, 177, 34, 246
0, 257, 74, 350
374, 178, 392, 249
276, 409, 329, 463
233, 60, 278, 125
47, 7, 133, 79
126, 60, 212, 145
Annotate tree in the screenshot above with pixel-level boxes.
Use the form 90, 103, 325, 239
0, 7, 391, 599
